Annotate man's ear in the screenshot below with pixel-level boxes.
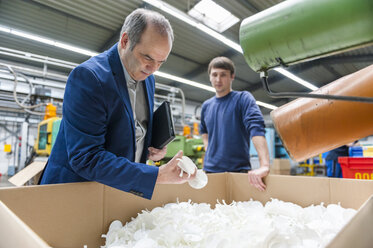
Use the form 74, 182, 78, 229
231, 73, 235, 80
120, 32, 129, 49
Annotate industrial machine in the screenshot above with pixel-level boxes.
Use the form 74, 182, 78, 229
34, 103, 61, 156
239, 0, 373, 162
34, 117, 61, 156
161, 135, 205, 168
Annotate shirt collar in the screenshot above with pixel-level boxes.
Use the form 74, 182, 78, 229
117, 46, 137, 85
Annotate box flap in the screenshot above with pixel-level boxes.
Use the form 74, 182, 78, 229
329, 177, 373, 209
271, 159, 291, 170
0, 201, 50, 248
0, 182, 104, 248
8, 161, 46, 186
228, 174, 331, 207
327, 195, 373, 247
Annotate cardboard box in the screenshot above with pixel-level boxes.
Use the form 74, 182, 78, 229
271, 158, 291, 170
270, 169, 291, 175
0, 173, 372, 248
8, 161, 46, 186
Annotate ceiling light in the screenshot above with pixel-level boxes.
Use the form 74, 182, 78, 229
0, 27, 277, 110
156, 71, 278, 110
274, 68, 318, 91
143, 0, 316, 91
143, 0, 242, 53
256, 101, 278, 110
0, 25, 98, 57
188, 0, 239, 33
154, 71, 215, 92
0, 46, 80, 69
0, 26, 11, 33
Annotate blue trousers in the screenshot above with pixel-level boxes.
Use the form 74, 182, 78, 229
326, 160, 343, 178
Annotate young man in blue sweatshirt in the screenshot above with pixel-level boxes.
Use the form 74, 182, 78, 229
200, 57, 270, 191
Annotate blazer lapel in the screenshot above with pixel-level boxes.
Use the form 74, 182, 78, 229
141, 76, 154, 162
144, 77, 154, 124
108, 43, 135, 125
107, 43, 136, 154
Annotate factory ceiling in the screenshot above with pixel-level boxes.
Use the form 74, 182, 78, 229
0, 0, 372, 116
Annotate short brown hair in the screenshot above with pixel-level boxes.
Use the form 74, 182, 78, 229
208, 56, 235, 75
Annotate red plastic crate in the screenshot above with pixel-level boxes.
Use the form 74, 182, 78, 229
338, 157, 373, 180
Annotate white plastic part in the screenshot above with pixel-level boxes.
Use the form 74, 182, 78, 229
176, 156, 196, 177
176, 156, 208, 189
102, 199, 356, 248
188, 169, 208, 189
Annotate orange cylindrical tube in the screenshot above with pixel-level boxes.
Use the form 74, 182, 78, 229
271, 64, 373, 162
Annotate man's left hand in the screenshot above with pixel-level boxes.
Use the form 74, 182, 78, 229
248, 166, 270, 192
148, 146, 167, 161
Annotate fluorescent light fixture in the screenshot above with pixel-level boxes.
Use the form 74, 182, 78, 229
256, 101, 278, 110
0, 46, 79, 69
143, 0, 318, 91
11, 30, 55, 46
188, 0, 239, 33
154, 71, 215, 92
1, 26, 278, 110
0, 26, 11, 33
156, 71, 278, 110
143, 0, 242, 53
0, 25, 98, 57
54, 42, 98, 57
196, 24, 242, 52
274, 68, 318, 91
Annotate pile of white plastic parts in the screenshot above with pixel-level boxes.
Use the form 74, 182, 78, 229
102, 198, 356, 248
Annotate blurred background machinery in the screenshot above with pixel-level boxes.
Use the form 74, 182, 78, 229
34, 116, 61, 157
155, 121, 205, 168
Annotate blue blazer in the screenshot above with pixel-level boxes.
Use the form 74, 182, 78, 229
40, 43, 159, 199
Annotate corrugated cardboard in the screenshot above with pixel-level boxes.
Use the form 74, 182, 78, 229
0, 201, 49, 248
270, 159, 291, 175
0, 173, 372, 248
271, 158, 291, 170
8, 161, 46, 186
270, 169, 291, 175
327, 195, 373, 248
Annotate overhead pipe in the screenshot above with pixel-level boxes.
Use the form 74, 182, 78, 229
271, 65, 373, 162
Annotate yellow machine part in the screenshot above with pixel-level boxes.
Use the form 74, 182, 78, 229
4, 144, 11, 153
34, 117, 61, 156
193, 122, 199, 136
44, 103, 57, 120
298, 163, 315, 177
183, 125, 191, 138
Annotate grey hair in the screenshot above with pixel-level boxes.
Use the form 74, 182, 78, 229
119, 8, 174, 50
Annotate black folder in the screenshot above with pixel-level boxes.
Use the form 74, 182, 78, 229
151, 101, 176, 149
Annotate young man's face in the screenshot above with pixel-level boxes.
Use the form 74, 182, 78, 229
119, 25, 172, 81
209, 67, 234, 97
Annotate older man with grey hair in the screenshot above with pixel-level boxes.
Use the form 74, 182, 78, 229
40, 8, 194, 199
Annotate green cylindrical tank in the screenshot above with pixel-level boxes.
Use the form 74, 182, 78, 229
239, 0, 373, 72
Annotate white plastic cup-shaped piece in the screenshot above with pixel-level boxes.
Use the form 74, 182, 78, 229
177, 156, 208, 189
177, 156, 197, 177
188, 169, 208, 189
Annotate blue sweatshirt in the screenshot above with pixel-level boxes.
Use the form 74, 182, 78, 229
200, 91, 265, 172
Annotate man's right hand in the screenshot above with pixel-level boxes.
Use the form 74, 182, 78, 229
156, 150, 196, 184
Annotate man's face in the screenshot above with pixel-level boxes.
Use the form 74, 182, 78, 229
209, 67, 234, 97
119, 25, 172, 81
